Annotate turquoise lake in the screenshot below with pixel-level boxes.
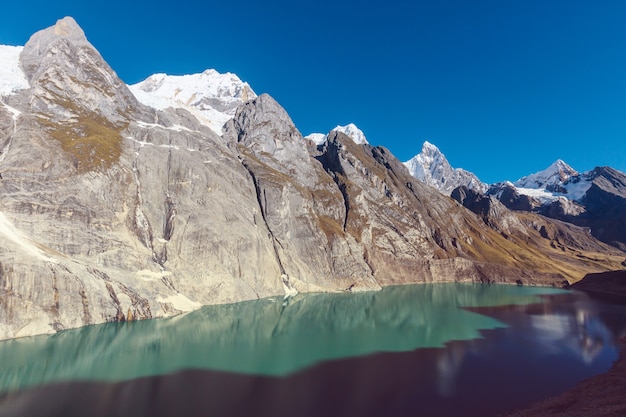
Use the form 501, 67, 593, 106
1, 283, 625, 417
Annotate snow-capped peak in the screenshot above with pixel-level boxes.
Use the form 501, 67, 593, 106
305, 123, 369, 146
404, 141, 487, 196
514, 159, 578, 188
304, 133, 327, 145
332, 123, 368, 144
512, 159, 591, 202
0, 45, 30, 97
128, 69, 256, 135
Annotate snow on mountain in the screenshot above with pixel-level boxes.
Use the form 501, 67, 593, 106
305, 133, 327, 145
128, 69, 256, 135
515, 159, 578, 188
0, 45, 29, 97
404, 141, 487, 196
513, 160, 592, 202
305, 123, 369, 146
332, 123, 368, 144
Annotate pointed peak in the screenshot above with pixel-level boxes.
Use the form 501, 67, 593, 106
421, 141, 441, 153
550, 159, 576, 172
52, 16, 85, 39
514, 159, 579, 189
542, 159, 578, 177
21, 16, 93, 81
331, 123, 368, 144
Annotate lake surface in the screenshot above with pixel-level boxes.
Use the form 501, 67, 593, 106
0, 283, 625, 417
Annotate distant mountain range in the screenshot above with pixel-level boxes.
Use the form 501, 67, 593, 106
0, 17, 624, 341
401, 141, 626, 250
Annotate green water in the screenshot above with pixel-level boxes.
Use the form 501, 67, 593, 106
0, 283, 565, 392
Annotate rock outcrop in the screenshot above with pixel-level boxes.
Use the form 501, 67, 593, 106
0, 17, 624, 341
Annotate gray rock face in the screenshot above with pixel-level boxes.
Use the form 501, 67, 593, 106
20, 16, 138, 125
0, 18, 623, 341
223, 95, 377, 293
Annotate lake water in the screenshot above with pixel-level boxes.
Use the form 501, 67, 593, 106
0, 283, 625, 417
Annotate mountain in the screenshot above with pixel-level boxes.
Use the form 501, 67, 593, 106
484, 160, 626, 250
128, 70, 256, 135
305, 123, 369, 146
515, 159, 578, 188
404, 141, 487, 196
509, 159, 592, 202
0, 17, 623, 341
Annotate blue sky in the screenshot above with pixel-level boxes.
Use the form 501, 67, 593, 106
1, 0, 625, 183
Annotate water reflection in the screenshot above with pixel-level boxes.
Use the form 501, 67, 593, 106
0, 284, 563, 392
1, 284, 625, 417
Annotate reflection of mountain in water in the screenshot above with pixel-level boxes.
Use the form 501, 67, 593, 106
0, 284, 563, 392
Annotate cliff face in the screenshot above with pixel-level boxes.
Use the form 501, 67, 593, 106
0, 18, 623, 340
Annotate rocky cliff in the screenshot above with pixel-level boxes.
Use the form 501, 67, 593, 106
0, 17, 623, 341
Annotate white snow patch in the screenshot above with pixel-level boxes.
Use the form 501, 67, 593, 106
135, 121, 193, 132
1, 100, 21, 120
0, 45, 29, 97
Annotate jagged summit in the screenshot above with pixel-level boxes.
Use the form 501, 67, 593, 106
404, 141, 487, 196
19, 15, 138, 126
305, 123, 369, 146
20, 16, 89, 81
129, 69, 257, 135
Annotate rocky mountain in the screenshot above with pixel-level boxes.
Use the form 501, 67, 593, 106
0, 17, 624, 341
404, 141, 487, 196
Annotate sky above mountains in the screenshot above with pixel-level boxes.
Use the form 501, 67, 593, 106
1, 0, 625, 184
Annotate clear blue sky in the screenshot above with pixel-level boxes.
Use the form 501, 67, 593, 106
1, 0, 625, 184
